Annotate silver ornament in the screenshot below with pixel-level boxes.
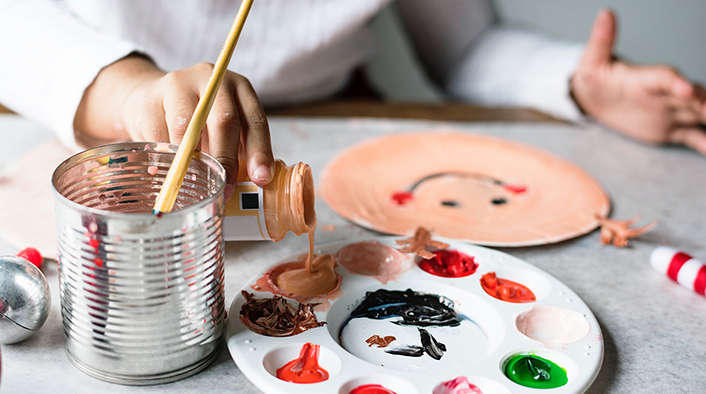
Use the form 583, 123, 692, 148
0, 256, 51, 344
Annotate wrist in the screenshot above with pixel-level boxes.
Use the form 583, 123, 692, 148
75, 53, 164, 141
568, 75, 589, 117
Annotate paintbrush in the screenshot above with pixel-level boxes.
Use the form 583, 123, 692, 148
152, 0, 254, 214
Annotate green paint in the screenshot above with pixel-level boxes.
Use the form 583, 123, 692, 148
504, 354, 568, 389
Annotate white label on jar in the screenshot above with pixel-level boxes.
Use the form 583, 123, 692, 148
223, 181, 271, 240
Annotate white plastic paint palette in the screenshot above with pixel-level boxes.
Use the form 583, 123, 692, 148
226, 237, 603, 394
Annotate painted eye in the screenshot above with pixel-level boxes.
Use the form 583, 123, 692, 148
491, 197, 507, 205
441, 200, 459, 207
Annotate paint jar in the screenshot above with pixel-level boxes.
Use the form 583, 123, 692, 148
52, 142, 226, 385
224, 159, 316, 241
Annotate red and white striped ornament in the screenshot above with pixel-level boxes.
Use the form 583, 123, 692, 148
651, 247, 706, 296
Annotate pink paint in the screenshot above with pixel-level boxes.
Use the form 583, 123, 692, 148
433, 377, 483, 394
337, 241, 411, 284
147, 166, 159, 176
349, 384, 398, 394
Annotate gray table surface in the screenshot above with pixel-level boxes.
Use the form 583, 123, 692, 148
1, 114, 705, 393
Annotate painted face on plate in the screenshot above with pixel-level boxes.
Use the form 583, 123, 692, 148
320, 132, 610, 246
391, 171, 526, 223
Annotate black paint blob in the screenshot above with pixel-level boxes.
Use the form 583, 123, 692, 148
385, 345, 424, 357
441, 200, 459, 207
419, 327, 446, 360
491, 197, 507, 205
385, 328, 447, 360
349, 289, 462, 327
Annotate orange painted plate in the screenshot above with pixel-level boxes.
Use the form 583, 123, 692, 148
319, 132, 610, 247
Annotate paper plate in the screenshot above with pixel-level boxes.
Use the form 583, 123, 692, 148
226, 237, 603, 394
318, 132, 610, 246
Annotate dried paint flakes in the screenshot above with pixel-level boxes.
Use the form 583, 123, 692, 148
395, 227, 449, 259
365, 335, 396, 348
596, 215, 657, 247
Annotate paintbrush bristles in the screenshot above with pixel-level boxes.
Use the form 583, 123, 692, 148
152, 0, 255, 214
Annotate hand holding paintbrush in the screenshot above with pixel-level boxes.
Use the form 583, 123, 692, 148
73, 0, 273, 209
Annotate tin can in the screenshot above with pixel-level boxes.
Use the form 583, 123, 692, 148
52, 142, 226, 385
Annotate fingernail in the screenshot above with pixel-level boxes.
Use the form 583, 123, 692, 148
224, 184, 234, 202
252, 165, 272, 182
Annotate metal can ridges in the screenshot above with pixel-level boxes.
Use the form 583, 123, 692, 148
53, 142, 227, 384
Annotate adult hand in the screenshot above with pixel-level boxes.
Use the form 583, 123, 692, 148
74, 54, 274, 200
571, 9, 706, 154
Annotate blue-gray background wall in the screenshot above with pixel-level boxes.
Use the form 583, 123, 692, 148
494, 0, 705, 84
366, 1, 705, 102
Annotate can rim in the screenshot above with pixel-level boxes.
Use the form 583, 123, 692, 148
51, 141, 226, 218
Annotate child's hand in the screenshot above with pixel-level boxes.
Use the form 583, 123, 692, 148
75, 55, 274, 199
571, 9, 706, 154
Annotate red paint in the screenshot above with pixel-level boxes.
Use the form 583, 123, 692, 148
694, 265, 706, 295
391, 191, 414, 205
94, 257, 104, 267
419, 249, 478, 278
16, 247, 43, 269
89, 238, 100, 249
349, 384, 397, 394
503, 184, 527, 193
668, 252, 692, 281
481, 272, 536, 303
276, 343, 329, 384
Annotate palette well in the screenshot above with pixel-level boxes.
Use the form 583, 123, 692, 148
226, 237, 603, 394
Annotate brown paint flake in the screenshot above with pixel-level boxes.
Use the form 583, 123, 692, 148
365, 334, 397, 348
395, 227, 449, 259
596, 215, 657, 247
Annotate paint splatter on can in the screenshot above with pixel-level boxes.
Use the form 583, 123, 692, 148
651, 247, 706, 296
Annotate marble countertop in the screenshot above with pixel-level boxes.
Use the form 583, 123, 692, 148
1, 114, 705, 393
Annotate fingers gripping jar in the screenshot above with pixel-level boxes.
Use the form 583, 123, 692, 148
224, 160, 316, 241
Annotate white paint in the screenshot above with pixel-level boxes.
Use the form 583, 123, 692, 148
515, 305, 590, 347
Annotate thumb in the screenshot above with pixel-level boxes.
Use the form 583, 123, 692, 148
581, 9, 617, 66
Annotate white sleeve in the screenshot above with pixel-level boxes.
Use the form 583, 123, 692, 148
0, 0, 142, 150
444, 27, 585, 121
